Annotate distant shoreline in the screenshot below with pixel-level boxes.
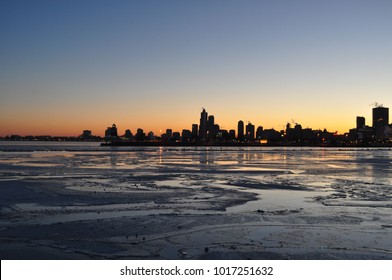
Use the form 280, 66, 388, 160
100, 141, 392, 148
1, 140, 391, 148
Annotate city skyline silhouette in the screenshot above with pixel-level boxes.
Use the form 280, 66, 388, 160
99, 105, 391, 146
3, 105, 391, 147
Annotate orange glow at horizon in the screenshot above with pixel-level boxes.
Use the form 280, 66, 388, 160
0, 108, 361, 137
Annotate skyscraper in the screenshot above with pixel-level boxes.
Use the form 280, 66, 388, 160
373, 106, 389, 139
199, 108, 208, 141
238, 120, 244, 141
372, 107, 389, 128
207, 115, 215, 132
246, 122, 255, 141
207, 115, 215, 140
192, 124, 198, 139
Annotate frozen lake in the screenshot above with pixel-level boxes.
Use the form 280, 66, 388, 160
0, 142, 391, 259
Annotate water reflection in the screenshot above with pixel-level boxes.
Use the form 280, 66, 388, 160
110, 151, 118, 167
158, 146, 163, 164
198, 149, 214, 164
351, 150, 392, 185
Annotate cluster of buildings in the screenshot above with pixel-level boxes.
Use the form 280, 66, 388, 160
349, 106, 391, 143
3, 106, 390, 146
104, 106, 392, 146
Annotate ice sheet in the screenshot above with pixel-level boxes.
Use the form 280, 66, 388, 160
0, 142, 391, 259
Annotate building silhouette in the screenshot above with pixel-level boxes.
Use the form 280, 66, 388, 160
166, 129, 173, 139
82, 130, 92, 139
356, 116, 365, 129
192, 124, 198, 139
105, 124, 118, 140
285, 123, 295, 141
147, 131, 155, 141
207, 115, 214, 132
172, 132, 180, 141
135, 128, 145, 141
237, 120, 244, 141
256, 126, 263, 139
373, 106, 389, 128
373, 106, 389, 139
294, 124, 302, 140
246, 122, 255, 141
182, 129, 192, 141
199, 108, 208, 141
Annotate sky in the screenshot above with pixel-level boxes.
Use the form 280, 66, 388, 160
1, 0, 392, 136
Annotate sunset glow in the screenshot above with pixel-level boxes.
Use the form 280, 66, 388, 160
1, 0, 392, 137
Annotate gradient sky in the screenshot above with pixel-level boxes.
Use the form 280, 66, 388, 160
1, 0, 392, 136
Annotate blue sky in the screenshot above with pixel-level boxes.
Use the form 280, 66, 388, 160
1, 0, 392, 135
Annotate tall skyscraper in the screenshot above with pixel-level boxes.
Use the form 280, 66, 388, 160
192, 124, 198, 139
199, 108, 208, 141
372, 107, 389, 128
246, 122, 255, 140
238, 120, 244, 141
373, 106, 389, 139
207, 115, 215, 132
